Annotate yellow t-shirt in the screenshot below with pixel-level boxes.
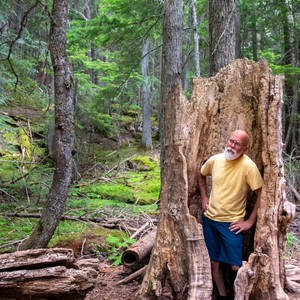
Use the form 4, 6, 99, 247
201, 153, 264, 222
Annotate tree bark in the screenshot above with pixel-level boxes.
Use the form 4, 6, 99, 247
159, 0, 183, 167
209, 0, 236, 75
191, 0, 200, 77
141, 37, 153, 149
0, 248, 98, 299
138, 58, 294, 299
20, 0, 75, 249
235, 0, 242, 59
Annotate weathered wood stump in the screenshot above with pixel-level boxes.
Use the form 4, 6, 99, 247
138, 59, 295, 299
0, 248, 99, 299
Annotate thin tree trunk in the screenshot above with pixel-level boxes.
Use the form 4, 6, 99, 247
252, 17, 258, 62
191, 0, 200, 77
283, 0, 300, 155
141, 37, 153, 149
20, 0, 75, 249
182, 7, 192, 91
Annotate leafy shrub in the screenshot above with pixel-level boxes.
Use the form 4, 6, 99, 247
120, 103, 141, 117
106, 235, 135, 266
91, 112, 118, 137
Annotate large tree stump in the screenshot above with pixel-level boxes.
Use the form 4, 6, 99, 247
138, 58, 295, 299
0, 248, 98, 299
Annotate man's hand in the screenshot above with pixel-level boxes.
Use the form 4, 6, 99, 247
229, 219, 254, 234
202, 196, 209, 212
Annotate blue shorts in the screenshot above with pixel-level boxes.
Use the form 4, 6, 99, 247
203, 215, 243, 267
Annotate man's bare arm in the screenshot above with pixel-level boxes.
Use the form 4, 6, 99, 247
198, 172, 209, 212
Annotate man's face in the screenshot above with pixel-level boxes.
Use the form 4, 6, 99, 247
224, 133, 247, 161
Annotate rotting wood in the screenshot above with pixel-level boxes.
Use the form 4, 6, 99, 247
0, 248, 74, 271
122, 229, 156, 269
0, 248, 98, 299
285, 263, 300, 293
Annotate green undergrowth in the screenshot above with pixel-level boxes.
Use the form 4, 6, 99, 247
74, 162, 160, 205
0, 154, 160, 257
0, 106, 160, 260
49, 225, 136, 264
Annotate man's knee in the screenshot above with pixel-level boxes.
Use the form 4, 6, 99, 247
211, 261, 221, 271
231, 265, 240, 271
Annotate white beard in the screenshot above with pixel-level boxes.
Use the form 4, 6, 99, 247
224, 147, 240, 161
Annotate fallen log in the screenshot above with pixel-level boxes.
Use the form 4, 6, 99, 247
0, 248, 98, 299
121, 229, 156, 271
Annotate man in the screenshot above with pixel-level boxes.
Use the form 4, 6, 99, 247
198, 130, 264, 300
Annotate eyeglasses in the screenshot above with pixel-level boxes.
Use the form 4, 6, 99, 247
228, 138, 244, 148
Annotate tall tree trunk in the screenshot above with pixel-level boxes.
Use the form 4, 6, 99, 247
138, 58, 294, 299
20, 0, 75, 249
159, 0, 183, 169
191, 0, 200, 77
141, 37, 153, 149
251, 16, 258, 62
235, 0, 242, 59
182, 6, 192, 91
282, 0, 299, 155
209, 0, 236, 75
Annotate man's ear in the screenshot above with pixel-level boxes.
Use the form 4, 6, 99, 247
243, 145, 249, 153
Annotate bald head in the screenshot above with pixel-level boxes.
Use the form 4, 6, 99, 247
230, 130, 250, 147
224, 130, 249, 160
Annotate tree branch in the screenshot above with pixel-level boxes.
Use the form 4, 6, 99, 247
1, 0, 41, 89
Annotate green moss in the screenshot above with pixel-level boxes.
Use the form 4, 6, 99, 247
131, 156, 157, 171
73, 168, 160, 205
83, 184, 135, 202
18, 128, 32, 156
0, 216, 38, 251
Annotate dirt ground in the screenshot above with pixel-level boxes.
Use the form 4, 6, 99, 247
84, 207, 300, 300
84, 263, 141, 300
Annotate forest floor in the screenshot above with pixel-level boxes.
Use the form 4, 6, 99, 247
83, 206, 300, 300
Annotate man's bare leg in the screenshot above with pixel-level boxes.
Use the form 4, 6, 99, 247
211, 261, 227, 296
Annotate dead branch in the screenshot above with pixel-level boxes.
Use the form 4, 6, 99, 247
115, 265, 147, 286
130, 222, 151, 239
2, 212, 155, 235
288, 181, 300, 203
2, 0, 42, 89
